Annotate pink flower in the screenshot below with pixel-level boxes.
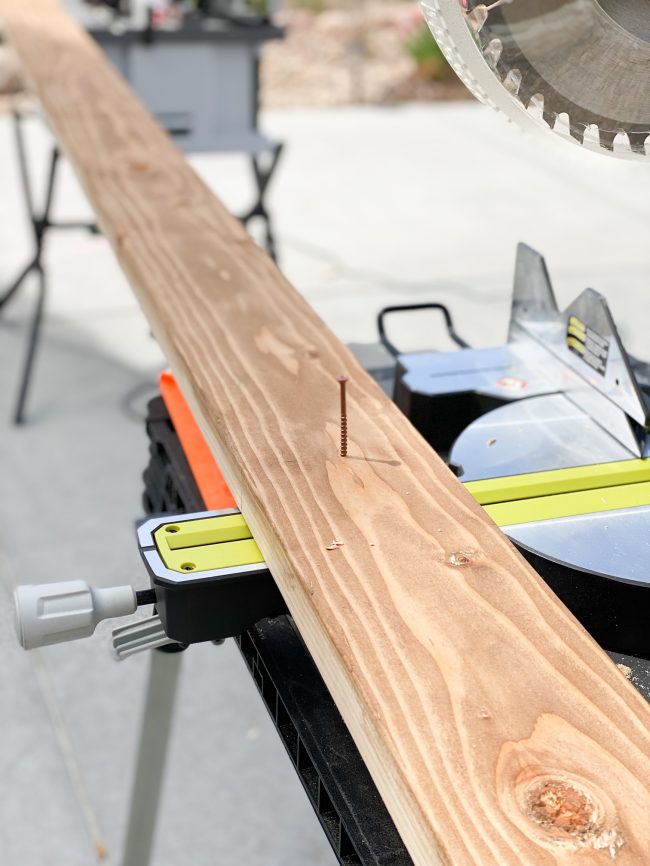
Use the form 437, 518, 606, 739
394, 3, 425, 36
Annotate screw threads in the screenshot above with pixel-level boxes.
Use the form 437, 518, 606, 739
337, 374, 349, 458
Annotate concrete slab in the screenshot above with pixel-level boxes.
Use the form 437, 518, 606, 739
256, 104, 650, 354
0, 552, 100, 866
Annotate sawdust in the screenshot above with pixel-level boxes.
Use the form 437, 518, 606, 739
325, 538, 344, 550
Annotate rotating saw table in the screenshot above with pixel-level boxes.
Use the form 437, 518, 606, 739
393, 244, 650, 659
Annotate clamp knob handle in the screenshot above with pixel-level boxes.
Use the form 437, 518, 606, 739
112, 614, 177, 659
14, 581, 137, 649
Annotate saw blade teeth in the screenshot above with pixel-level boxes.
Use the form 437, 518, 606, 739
582, 124, 600, 149
483, 37, 502, 69
421, 0, 650, 160
552, 112, 571, 138
613, 132, 632, 154
420, 2, 494, 108
526, 96, 549, 128
598, 130, 616, 151
542, 110, 555, 129
625, 132, 649, 155
503, 69, 522, 97
465, 4, 488, 32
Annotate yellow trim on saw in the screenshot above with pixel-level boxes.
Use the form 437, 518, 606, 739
464, 459, 650, 506
482, 480, 650, 527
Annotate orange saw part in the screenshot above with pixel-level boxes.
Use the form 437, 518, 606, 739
159, 371, 237, 511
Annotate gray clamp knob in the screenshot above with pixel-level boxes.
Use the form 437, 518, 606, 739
14, 581, 137, 649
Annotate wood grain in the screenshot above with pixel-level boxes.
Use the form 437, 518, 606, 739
2, 3, 650, 863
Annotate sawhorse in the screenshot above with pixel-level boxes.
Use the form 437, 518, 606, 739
0, 111, 98, 424
0, 111, 282, 424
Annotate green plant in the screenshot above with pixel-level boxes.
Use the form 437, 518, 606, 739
405, 23, 452, 81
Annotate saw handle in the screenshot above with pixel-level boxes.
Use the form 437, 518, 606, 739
377, 302, 470, 357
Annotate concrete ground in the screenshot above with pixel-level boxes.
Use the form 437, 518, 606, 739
1, 97, 650, 866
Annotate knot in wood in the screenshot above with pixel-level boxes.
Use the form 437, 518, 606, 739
448, 551, 472, 567
524, 777, 601, 837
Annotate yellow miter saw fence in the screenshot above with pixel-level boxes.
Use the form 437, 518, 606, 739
422, 0, 650, 158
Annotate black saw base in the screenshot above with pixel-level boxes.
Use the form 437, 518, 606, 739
142, 392, 650, 866
143, 395, 413, 866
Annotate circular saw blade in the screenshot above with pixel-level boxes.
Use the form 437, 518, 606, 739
421, 0, 650, 158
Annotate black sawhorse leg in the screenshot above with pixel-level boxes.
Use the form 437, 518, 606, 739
0, 111, 98, 424
240, 143, 283, 262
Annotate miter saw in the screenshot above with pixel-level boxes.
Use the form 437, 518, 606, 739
378, 0, 650, 656
381, 243, 650, 657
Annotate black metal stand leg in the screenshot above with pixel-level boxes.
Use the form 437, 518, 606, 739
14, 265, 46, 426
0, 114, 38, 311
240, 144, 283, 262
14, 110, 37, 223
3, 113, 100, 424
263, 192, 278, 263
0, 256, 38, 311
2, 113, 59, 424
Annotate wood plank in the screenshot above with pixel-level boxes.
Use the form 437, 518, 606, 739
2, 3, 650, 863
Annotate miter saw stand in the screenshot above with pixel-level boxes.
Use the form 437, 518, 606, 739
11, 244, 650, 866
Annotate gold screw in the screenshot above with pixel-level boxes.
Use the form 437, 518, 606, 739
337, 375, 349, 457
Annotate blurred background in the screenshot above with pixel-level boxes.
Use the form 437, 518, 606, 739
1, 1, 650, 864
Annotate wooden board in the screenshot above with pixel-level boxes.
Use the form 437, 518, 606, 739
2, 3, 650, 863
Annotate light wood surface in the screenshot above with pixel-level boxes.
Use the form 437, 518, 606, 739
2, 3, 650, 863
